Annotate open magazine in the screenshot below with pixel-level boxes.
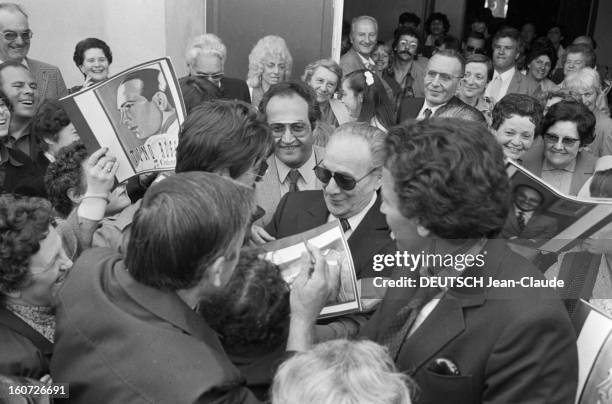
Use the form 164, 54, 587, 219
60, 58, 186, 182
573, 299, 612, 404
504, 161, 612, 254
260, 221, 362, 319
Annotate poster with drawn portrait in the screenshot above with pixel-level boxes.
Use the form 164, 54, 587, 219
60, 58, 186, 182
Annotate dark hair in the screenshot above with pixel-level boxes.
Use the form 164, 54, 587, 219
434, 35, 461, 51
590, 169, 612, 198
260, 80, 318, 128
542, 100, 596, 146
0, 61, 30, 86
31, 99, 71, 152
465, 53, 493, 79
565, 43, 596, 68
199, 249, 290, 351
436, 103, 487, 124
491, 94, 544, 137
72, 38, 113, 72
385, 118, 510, 240
126, 172, 254, 291
525, 42, 557, 70
0, 195, 53, 296
399, 12, 420, 27
119, 68, 175, 108
493, 26, 520, 45
425, 12, 450, 35
466, 30, 485, 41
431, 48, 466, 75
44, 142, 88, 218
0, 88, 11, 112
343, 69, 394, 129
176, 100, 272, 179
514, 184, 544, 205
392, 26, 421, 52
179, 75, 222, 114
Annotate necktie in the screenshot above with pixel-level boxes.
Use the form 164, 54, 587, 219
379, 278, 439, 360
422, 108, 432, 120
340, 218, 351, 232
287, 169, 301, 192
488, 75, 503, 103
517, 210, 526, 232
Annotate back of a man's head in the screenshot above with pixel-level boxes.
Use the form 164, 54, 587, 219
176, 100, 272, 179
125, 172, 254, 291
385, 118, 510, 240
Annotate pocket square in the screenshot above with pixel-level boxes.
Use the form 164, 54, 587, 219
427, 357, 460, 376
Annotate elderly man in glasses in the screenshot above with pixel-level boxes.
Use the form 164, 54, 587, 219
264, 121, 395, 282
396, 49, 482, 123
251, 81, 325, 238
184, 34, 250, 103
0, 3, 67, 101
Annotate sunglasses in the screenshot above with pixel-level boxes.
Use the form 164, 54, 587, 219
314, 164, 376, 190
465, 45, 485, 54
196, 72, 224, 82
1, 30, 33, 42
543, 133, 580, 147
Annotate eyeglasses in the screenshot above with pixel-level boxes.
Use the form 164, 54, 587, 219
254, 160, 268, 182
314, 164, 376, 191
425, 70, 463, 84
270, 122, 310, 138
569, 90, 595, 100
398, 40, 418, 48
196, 72, 224, 82
465, 45, 485, 55
543, 133, 580, 147
0, 30, 33, 42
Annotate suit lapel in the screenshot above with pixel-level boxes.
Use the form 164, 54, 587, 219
28, 59, 49, 103
507, 71, 520, 95
348, 195, 390, 276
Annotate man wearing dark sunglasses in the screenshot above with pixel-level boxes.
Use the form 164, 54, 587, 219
264, 122, 396, 281
0, 3, 67, 101
462, 31, 486, 58
184, 34, 250, 104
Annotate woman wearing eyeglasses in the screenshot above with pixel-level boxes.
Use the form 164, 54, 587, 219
523, 100, 597, 196
69, 38, 112, 94
247, 35, 293, 108
564, 67, 612, 158
457, 54, 494, 123
340, 69, 394, 132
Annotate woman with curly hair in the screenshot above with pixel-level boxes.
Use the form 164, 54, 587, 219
423, 12, 450, 57
247, 35, 293, 107
302, 58, 351, 127
70, 37, 113, 93
340, 69, 394, 130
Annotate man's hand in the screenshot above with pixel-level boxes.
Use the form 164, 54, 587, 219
250, 225, 276, 245
85, 147, 118, 196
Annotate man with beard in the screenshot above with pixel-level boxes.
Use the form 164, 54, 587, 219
485, 27, 538, 104
252, 81, 324, 233
340, 16, 378, 76
382, 26, 427, 118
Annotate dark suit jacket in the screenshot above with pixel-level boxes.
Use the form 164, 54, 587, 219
265, 190, 396, 279
500, 208, 558, 241
397, 96, 475, 124
522, 150, 597, 196
0, 306, 52, 379
360, 239, 577, 404
51, 248, 260, 404
28, 58, 68, 101
220, 76, 251, 104
506, 69, 539, 97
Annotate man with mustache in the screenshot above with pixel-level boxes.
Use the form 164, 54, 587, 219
340, 16, 378, 76
252, 81, 324, 235
485, 27, 538, 104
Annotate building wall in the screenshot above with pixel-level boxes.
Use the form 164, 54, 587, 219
594, 0, 612, 71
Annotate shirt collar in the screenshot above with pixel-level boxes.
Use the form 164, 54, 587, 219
542, 158, 577, 173
275, 149, 317, 183
493, 66, 515, 82
0, 145, 24, 167
356, 51, 374, 67
328, 193, 377, 230
0, 58, 28, 69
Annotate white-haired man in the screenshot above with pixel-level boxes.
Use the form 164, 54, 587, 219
185, 34, 250, 103
340, 16, 378, 76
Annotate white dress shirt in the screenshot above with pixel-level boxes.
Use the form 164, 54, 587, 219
416, 101, 445, 120
485, 67, 515, 103
275, 151, 318, 194
327, 193, 377, 239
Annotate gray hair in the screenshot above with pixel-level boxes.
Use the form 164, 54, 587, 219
185, 34, 227, 68
564, 67, 601, 93
271, 340, 414, 404
301, 59, 342, 90
351, 15, 378, 34
246, 35, 293, 89
331, 122, 387, 169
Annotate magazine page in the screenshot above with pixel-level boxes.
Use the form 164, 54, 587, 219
260, 221, 362, 319
60, 58, 186, 182
503, 161, 612, 254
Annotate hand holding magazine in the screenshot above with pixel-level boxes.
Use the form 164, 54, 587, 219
260, 221, 362, 319
60, 58, 186, 183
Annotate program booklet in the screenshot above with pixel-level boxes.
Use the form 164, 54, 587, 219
60, 57, 186, 183
504, 161, 612, 255
260, 220, 362, 319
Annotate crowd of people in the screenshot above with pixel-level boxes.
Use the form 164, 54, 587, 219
0, 2, 611, 403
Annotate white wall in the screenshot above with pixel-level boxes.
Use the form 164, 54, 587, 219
18, 0, 205, 88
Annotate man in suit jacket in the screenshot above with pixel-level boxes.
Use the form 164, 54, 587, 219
485, 27, 538, 103
253, 81, 324, 229
361, 119, 577, 404
51, 173, 331, 403
0, 4, 67, 101
501, 184, 558, 244
265, 122, 395, 280
186, 33, 251, 103
397, 49, 477, 123
339, 16, 378, 76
